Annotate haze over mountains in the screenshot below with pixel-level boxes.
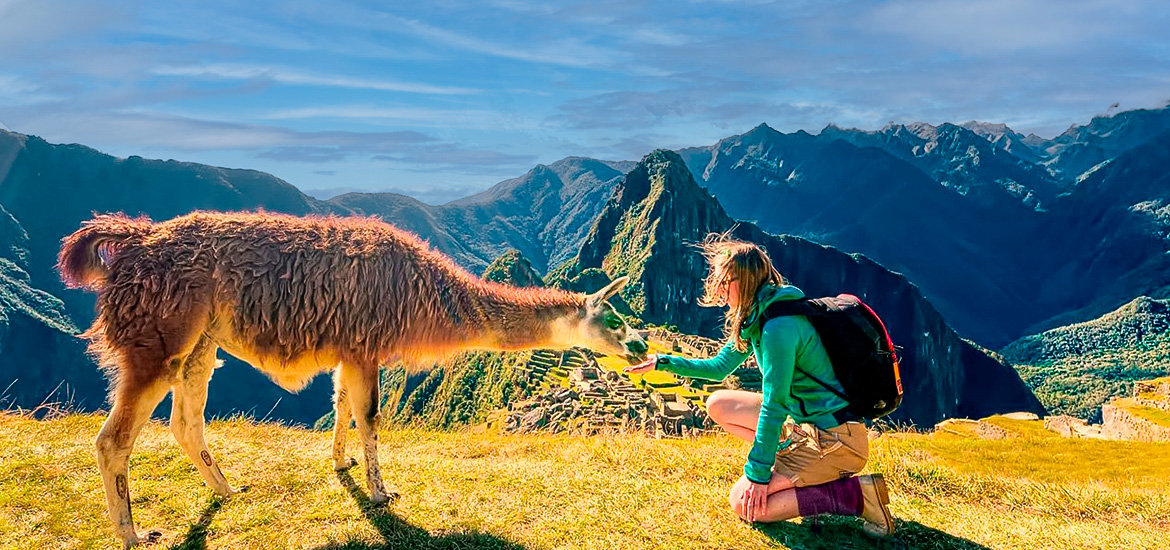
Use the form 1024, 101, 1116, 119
1, 105, 1167, 424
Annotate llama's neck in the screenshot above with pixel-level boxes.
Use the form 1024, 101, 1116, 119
461, 287, 585, 351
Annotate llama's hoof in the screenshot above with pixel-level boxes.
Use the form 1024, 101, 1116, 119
334, 457, 358, 471
370, 489, 399, 506
125, 529, 164, 547
215, 484, 249, 499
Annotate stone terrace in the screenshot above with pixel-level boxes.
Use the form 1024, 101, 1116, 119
504, 347, 716, 438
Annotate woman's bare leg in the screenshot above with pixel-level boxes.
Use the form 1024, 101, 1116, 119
706, 390, 763, 443
729, 473, 800, 522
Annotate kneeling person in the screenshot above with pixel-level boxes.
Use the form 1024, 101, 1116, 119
626, 234, 894, 535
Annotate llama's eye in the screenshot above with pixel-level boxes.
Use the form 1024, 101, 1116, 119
604, 315, 622, 330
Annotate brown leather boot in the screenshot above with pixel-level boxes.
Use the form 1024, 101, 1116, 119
858, 474, 895, 536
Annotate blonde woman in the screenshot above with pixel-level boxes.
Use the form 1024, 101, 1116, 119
626, 235, 894, 535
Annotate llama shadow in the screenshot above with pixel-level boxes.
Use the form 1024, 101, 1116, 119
167, 473, 528, 550
169, 496, 225, 550
755, 516, 994, 550
313, 470, 531, 550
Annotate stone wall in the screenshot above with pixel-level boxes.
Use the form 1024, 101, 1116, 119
1100, 403, 1170, 442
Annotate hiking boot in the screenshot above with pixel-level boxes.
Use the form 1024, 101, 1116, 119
858, 474, 895, 536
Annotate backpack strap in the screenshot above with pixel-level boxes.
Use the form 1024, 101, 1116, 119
757, 299, 850, 403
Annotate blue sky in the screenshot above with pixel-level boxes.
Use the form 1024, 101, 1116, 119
1, 0, 1167, 204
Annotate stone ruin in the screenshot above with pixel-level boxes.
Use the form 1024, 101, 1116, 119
1099, 378, 1170, 442
932, 380, 1170, 442
504, 348, 715, 438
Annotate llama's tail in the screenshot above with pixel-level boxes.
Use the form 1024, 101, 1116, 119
57, 213, 154, 290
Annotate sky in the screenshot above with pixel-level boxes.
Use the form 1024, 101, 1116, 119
0, 0, 1167, 205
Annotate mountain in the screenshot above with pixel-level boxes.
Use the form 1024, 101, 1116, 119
958, 121, 1043, 164
679, 124, 1042, 347
1025, 131, 1170, 334
481, 249, 545, 288
1038, 105, 1170, 182
1003, 296, 1170, 421
553, 149, 1045, 425
0, 203, 100, 410
819, 121, 1062, 210
0, 131, 630, 421
336, 157, 631, 274
0, 130, 336, 423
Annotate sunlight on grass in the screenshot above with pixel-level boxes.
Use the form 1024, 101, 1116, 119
1, 413, 1167, 550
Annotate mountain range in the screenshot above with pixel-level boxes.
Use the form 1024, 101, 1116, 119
2, 104, 1168, 424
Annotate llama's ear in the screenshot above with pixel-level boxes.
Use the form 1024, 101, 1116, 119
587, 276, 629, 308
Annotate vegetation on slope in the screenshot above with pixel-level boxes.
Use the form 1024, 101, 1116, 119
1003, 296, 1170, 421
2, 413, 1167, 550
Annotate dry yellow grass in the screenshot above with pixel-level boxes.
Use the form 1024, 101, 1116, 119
1, 413, 1168, 550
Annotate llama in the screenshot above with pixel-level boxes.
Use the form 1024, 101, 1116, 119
58, 211, 648, 549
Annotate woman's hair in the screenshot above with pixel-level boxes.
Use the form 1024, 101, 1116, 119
696, 231, 785, 352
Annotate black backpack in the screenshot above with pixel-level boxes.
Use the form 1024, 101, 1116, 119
759, 294, 902, 419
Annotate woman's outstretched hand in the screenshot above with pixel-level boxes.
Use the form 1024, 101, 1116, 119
624, 354, 658, 374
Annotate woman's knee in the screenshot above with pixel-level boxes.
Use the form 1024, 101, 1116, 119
727, 477, 750, 520
706, 390, 738, 422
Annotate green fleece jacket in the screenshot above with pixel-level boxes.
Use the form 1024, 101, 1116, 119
656, 284, 850, 484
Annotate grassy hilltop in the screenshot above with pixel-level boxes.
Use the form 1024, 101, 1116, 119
1, 414, 1167, 550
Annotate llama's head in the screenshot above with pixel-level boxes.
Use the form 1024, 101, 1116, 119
577, 276, 648, 364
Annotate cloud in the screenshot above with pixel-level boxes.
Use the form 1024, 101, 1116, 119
373, 13, 625, 68
311, 170, 336, 176
0, 0, 135, 51
5, 108, 433, 151
372, 143, 538, 169
257, 146, 348, 163
260, 105, 534, 131
153, 64, 480, 95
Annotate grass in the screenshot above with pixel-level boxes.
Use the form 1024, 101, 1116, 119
1, 413, 1168, 550
1113, 398, 1170, 429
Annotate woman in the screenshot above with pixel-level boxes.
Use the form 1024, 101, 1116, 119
626, 234, 894, 535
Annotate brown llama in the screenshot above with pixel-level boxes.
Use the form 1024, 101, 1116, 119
58, 210, 648, 549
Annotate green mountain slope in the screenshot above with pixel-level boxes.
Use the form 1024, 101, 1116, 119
1003, 296, 1170, 421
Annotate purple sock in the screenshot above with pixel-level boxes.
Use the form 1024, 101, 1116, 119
795, 476, 863, 517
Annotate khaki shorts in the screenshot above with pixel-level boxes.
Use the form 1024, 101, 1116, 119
773, 421, 868, 487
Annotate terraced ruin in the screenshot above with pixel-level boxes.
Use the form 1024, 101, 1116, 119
499, 329, 762, 437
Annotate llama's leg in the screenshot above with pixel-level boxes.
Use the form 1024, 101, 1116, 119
96, 371, 171, 549
340, 362, 395, 504
332, 368, 357, 470
170, 336, 238, 496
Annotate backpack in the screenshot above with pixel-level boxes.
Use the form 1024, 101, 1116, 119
759, 294, 903, 419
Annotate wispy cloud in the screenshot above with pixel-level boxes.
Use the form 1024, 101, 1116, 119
257, 146, 348, 163
153, 64, 480, 95
260, 105, 532, 130
372, 144, 537, 168
379, 14, 624, 68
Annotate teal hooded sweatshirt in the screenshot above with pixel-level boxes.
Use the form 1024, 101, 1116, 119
656, 284, 850, 484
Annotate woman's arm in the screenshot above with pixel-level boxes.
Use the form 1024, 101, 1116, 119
655, 340, 750, 381
742, 319, 798, 484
